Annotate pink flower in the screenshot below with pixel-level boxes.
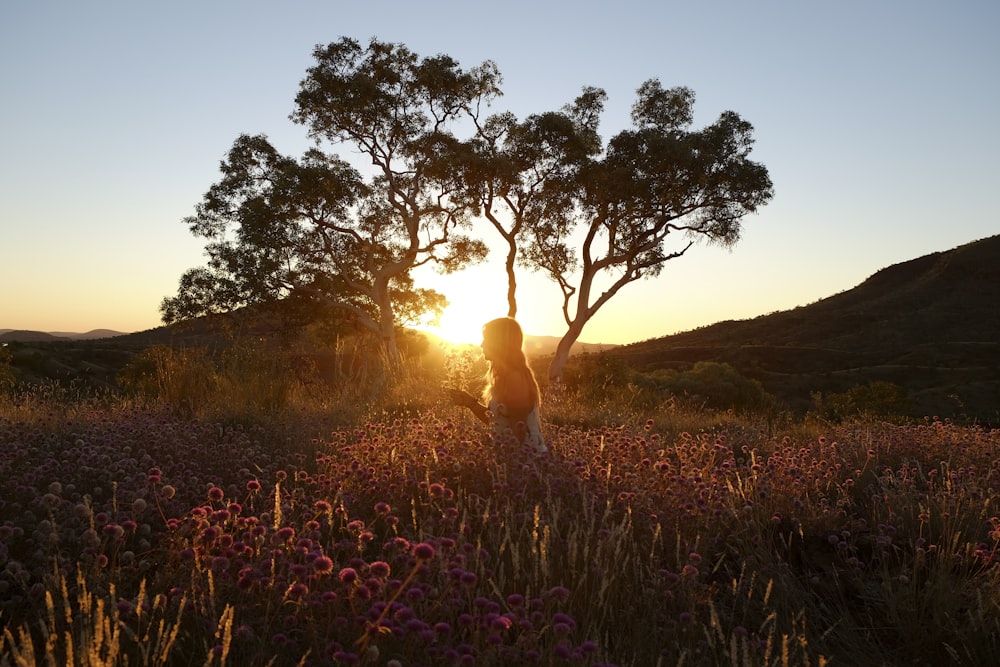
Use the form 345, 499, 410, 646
313, 556, 334, 574
414, 542, 436, 560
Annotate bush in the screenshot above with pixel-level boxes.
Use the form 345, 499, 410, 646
0, 345, 15, 393
812, 380, 911, 422
565, 354, 774, 415
639, 361, 773, 412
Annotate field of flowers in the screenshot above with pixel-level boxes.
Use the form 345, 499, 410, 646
2, 387, 1000, 665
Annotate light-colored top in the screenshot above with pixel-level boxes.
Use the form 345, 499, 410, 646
489, 399, 546, 453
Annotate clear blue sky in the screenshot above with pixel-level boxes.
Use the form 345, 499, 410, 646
2, 1, 997, 344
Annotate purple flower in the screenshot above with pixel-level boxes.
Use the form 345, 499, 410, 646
546, 586, 571, 602
287, 582, 308, 599
413, 542, 436, 560
491, 615, 512, 631
552, 612, 576, 629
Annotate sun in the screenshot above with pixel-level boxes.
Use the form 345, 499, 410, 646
413, 257, 553, 347
415, 270, 511, 346
421, 302, 496, 347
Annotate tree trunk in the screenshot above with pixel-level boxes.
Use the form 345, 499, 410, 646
547, 320, 586, 384
504, 238, 518, 318
375, 281, 401, 365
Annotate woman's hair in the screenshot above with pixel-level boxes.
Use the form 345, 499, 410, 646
482, 317, 541, 407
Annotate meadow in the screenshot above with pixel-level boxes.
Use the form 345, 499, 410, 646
1, 340, 999, 666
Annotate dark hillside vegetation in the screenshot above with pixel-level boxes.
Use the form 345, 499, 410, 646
603, 235, 1000, 421
2, 236, 997, 421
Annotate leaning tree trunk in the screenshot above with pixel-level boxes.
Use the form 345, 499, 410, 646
547, 320, 587, 385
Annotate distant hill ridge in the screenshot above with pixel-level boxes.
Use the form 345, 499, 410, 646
607, 234, 1000, 419
0, 329, 126, 342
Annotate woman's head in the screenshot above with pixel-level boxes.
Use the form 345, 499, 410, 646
481, 317, 540, 408
481, 317, 524, 364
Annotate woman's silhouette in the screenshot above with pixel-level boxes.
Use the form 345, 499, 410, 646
449, 317, 546, 453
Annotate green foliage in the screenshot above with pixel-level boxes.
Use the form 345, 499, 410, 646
812, 380, 911, 422
565, 353, 773, 414
0, 344, 15, 393
642, 361, 774, 411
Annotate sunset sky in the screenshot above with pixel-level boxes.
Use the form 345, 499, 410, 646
2, 1, 997, 345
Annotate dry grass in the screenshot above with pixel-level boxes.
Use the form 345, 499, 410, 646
2, 344, 999, 665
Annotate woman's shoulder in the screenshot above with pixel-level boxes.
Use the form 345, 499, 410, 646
495, 371, 534, 409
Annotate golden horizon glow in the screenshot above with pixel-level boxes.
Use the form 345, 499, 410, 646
418, 302, 498, 346
412, 260, 514, 346
414, 266, 549, 346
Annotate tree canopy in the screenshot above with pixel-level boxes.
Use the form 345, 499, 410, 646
164, 38, 773, 380
162, 38, 497, 358
466, 81, 774, 381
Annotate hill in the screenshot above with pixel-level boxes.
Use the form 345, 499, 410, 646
3, 237, 996, 420
604, 235, 1000, 420
522, 334, 615, 357
0, 329, 126, 342
0, 330, 72, 343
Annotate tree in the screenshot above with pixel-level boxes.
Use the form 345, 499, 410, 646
457, 90, 603, 317
162, 38, 497, 360
517, 81, 774, 382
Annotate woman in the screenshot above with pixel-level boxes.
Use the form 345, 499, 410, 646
449, 317, 546, 453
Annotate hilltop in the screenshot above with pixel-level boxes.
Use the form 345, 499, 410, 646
0, 329, 126, 342
604, 234, 1000, 420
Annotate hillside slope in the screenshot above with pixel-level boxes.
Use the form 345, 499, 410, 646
607, 235, 1000, 419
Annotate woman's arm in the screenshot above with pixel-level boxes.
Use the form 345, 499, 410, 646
447, 388, 490, 425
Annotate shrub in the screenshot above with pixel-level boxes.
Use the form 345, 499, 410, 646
812, 380, 911, 422
0, 345, 15, 393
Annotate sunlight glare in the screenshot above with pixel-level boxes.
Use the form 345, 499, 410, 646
416, 270, 515, 346
423, 301, 498, 346
414, 254, 552, 348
